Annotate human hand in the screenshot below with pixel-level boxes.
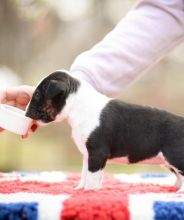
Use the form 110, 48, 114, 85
0, 85, 35, 110
0, 85, 38, 137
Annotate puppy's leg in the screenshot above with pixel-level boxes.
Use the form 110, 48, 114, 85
85, 169, 104, 190
164, 166, 184, 192
75, 156, 88, 189
161, 143, 184, 192
84, 152, 107, 190
164, 163, 183, 188
176, 177, 184, 193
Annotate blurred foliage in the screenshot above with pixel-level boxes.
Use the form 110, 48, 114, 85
0, 0, 183, 173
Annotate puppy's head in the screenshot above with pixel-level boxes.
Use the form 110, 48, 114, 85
26, 70, 79, 123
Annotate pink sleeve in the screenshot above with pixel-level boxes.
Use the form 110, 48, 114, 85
70, 0, 184, 97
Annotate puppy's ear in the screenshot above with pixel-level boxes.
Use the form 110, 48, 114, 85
46, 80, 65, 98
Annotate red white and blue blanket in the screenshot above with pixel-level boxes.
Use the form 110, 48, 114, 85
0, 171, 183, 220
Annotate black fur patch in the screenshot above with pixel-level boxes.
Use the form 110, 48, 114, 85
86, 100, 184, 174
26, 71, 80, 123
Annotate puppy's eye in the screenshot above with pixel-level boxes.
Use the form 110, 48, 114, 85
34, 91, 41, 100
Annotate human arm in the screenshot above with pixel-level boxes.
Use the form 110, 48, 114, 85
70, 0, 184, 97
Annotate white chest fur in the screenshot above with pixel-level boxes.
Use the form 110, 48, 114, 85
62, 80, 110, 155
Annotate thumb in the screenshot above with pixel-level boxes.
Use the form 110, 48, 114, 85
22, 133, 29, 139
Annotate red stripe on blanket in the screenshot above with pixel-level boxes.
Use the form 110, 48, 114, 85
61, 174, 177, 220
0, 174, 76, 194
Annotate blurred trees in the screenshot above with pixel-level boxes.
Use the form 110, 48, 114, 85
0, 0, 134, 82
0, 0, 60, 75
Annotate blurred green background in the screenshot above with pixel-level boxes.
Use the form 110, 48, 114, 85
0, 0, 183, 174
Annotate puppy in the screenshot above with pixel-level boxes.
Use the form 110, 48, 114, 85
26, 70, 184, 190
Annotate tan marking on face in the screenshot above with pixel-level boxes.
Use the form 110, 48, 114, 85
43, 99, 57, 120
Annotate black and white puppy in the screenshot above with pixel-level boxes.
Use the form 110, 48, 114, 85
26, 70, 184, 190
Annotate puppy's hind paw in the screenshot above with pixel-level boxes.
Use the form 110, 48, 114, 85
177, 187, 184, 193
176, 183, 184, 193
175, 176, 184, 193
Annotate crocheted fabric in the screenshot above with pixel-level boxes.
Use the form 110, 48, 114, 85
0, 171, 183, 220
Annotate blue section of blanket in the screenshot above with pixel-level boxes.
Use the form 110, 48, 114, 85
141, 173, 168, 179
0, 202, 38, 220
154, 201, 184, 220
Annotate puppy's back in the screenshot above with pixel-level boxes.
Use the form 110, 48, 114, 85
87, 100, 184, 163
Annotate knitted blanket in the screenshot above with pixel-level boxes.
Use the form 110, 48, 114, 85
0, 171, 183, 220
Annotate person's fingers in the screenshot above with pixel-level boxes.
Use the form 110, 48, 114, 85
15, 95, 31, 110
18, 85, 35, 97
14, 86, 35, 109
6, 100, 16, 106
21, 121, 38, 139
1, 87, 19, 102
0, 89, 7, 104
15, 103, 27, 110
22, 133, 29, 139
6, 86, 34, 100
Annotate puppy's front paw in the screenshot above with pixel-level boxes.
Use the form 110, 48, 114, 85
84, 183, 101, 191
74, 183, 84, 190
84, 170, 103, 190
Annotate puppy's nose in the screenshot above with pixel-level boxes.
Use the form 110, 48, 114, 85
25, 110, 39, 120
25, 111, 31, 118
25, 110, 32, 118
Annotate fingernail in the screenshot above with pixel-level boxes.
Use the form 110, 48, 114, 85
0, 127, 4, 132
31, 124, 38, 132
